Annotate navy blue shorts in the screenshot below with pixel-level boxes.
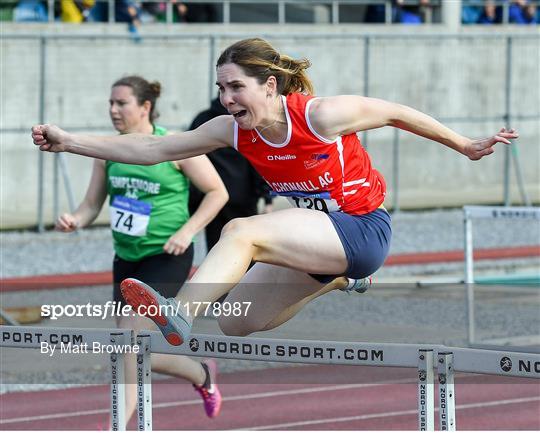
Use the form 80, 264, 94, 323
309, 209, 392, 283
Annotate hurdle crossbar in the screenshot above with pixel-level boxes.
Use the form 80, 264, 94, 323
440, 346, 540, 378
143, 331, 440, 366
140, 331, 540, 378
463, 206, 540, 222
0, 325, 132, 349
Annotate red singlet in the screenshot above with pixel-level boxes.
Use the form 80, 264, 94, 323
234, 93, 386, 215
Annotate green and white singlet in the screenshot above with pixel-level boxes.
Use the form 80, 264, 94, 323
106, 125, 190, 261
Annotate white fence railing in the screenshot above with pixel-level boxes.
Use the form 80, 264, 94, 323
31, 0, 444, 25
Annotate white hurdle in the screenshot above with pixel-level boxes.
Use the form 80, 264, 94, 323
463, 205, 540, 346
136, 332, 439, 431
136, 332, 540, 431
0, 325, 133, 431
2, 325, 539, 431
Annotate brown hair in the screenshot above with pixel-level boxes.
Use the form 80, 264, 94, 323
216, 38, 314, 96
112, 75, 162, 122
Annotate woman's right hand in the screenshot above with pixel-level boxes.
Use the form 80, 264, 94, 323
32, 124, 72, 153
55, 213, 80, 232
462, 127, 519, 161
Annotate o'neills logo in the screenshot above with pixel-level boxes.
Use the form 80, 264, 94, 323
267, 154, 296, 161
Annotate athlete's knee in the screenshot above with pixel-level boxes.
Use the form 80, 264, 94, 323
220, 217, 261, 247
221, 217, 251, 237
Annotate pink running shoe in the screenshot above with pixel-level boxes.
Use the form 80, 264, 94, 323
193, 360, 222, 418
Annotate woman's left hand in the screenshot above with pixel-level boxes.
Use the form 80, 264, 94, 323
163, 229, 193, 255
463, 128, 519, 161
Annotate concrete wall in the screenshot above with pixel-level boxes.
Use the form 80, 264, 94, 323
1, 24, 539, 229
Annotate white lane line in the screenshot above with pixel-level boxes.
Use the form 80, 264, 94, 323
0, 378, 415, 424
0, 408, 107, 424
241, 396, 540, 430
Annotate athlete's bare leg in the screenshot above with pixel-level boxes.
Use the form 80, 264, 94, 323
217, 263, 348, 336
177, 208, 348, 315
262, 276, 349, 331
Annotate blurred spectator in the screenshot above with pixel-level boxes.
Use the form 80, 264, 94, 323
509, 0, 538, 23
140, 1, 164, 23
88, 0, 140, 22
464, 0, 538, 24
116, 0, 142, 40
188, 97, 273, 253
86, 0, 106, 21
88, 0, 141, 40
365, 0, 432, 24
462, 0, 483, 23
365, 3, 385, 23
13, 0, 47, 22
393, 0, 432, 24
60, 0, 95, 23
172, 1, 219, 23
115, 0, 141, 24
478, 0, 501, 23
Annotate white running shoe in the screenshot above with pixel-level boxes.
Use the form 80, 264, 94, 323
340, 276, 372, 294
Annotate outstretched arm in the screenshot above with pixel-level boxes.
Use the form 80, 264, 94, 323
309, 96, 519, 160
32, 115, 234, 164
56, 159, 108, 232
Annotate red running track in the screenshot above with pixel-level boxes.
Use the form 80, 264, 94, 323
2, 245, 538, 293
1, 365, 539, 430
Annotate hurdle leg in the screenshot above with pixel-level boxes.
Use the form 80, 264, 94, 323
418, 349, 434, 431
438, 352, 456, 431
110, 332, 127, 431
136, 334, 153, 431
464, 211, 476, 345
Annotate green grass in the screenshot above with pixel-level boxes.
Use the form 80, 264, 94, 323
475, 274, 540, 286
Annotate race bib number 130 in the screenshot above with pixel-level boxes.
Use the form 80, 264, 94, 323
109, 196, 152, 236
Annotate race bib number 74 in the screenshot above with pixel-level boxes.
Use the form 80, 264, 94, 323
109, 196, 152, 236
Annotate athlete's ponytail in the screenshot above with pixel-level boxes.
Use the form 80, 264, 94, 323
216, 38, 314, 96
